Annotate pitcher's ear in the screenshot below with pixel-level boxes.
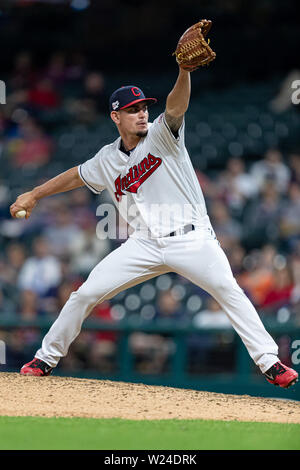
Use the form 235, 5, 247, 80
110, 111, 120, 124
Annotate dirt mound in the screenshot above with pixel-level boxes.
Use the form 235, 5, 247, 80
0, 373, 299, 423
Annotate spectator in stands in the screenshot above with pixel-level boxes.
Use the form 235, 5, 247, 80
250, 148, 291, 194
129, 330, 173, 374
65, 52, 87, 82
8, 116, 53, 169
37, 278, 81, 319
209, 200, 242, 251
279, 182, 300, 250
58, 254, 83, 288
189, 297, 235, 374
82, 72, 106, 112
0, 109, 7, 136
0, 244, 26, 313
238, 244, 277, 307
17, 236, 62, 310
69, 188, 97, 229
129, 290, 185, 374
60, 190, 112, 275
87, 300, 118, 373
58, 330, 93, 372
261, 264, 294, 312
19, 289, 39, 320
227, 242, 246, 277
42, 203, 86, 258
194, 168, 218, 205
0, 258, 9, 287
56, 280, 78, 312
9, 51, 37, 91
289, 153, 300, 185
0, 286, 15, 316
217, 157, 258, 215
4, 329, 29, 369
0, 244, 25, 314
0, 178, 10, 216
65, 71, 106, 123
44, 52, 68, 88
193, 297, 232, 329
4, 243, 26, 286
154, 289, 185, 322
290, 253, 300, 314
243, 179, 285, 247
70, 224, 112, 276
28, 77, 61, 111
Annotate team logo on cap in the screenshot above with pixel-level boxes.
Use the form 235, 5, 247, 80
131, 87, 141, 97
112, 100, 119, 110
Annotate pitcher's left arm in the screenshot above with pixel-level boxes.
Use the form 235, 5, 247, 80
165, 68, 191, 135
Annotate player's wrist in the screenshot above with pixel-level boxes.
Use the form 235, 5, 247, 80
178, 66, 191, 74
31, 187, 42, 202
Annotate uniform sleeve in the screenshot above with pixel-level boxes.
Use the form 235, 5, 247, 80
147, 112, 186, 158
78, 150, 107, 194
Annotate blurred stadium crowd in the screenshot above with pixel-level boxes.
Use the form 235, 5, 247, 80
0, 50, 300, 376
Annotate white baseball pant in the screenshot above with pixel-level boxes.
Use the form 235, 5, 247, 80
35, 215, 279, 373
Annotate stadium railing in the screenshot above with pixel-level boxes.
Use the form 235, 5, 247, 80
0, 315, 299, 400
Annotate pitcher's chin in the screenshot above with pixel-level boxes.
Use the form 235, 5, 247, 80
136, 129, 148, 138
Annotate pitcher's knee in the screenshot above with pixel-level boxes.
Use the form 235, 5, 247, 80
210, 275, 240, 298
73, 283, 102, 307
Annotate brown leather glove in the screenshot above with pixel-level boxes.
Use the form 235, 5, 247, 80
173, 20, 216, 72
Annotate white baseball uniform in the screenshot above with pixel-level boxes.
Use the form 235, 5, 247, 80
35, 113, 279, 373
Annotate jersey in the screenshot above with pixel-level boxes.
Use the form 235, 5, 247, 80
78, 112, 208, 238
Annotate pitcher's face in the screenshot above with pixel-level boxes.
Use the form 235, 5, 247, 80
111, 102, 149, 137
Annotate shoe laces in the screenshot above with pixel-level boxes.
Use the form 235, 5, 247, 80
31, 359, 46, 370
267, 362, 286, 378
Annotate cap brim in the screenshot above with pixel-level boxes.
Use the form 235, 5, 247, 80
119, 98, 157, 110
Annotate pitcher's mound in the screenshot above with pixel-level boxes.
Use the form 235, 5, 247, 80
0, 372, 299, 423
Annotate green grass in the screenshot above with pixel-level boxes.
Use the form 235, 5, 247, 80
0, 416, 299, 450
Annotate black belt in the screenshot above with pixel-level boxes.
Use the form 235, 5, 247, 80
168, 224, 195, 237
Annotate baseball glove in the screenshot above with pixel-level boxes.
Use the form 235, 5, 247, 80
173, 20, 216, 71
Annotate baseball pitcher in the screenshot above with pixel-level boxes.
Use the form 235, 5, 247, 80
10, 21, 298, 388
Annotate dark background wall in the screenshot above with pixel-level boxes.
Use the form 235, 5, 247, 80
0, 0, 298, 85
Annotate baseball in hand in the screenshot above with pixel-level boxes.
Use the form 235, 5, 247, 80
16, 210, 27, 219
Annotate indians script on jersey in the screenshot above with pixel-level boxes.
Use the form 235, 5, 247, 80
114, 153, 162, 201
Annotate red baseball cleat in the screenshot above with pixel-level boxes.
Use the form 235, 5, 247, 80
20, 358, 53, 376
264, 361, 298, 388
